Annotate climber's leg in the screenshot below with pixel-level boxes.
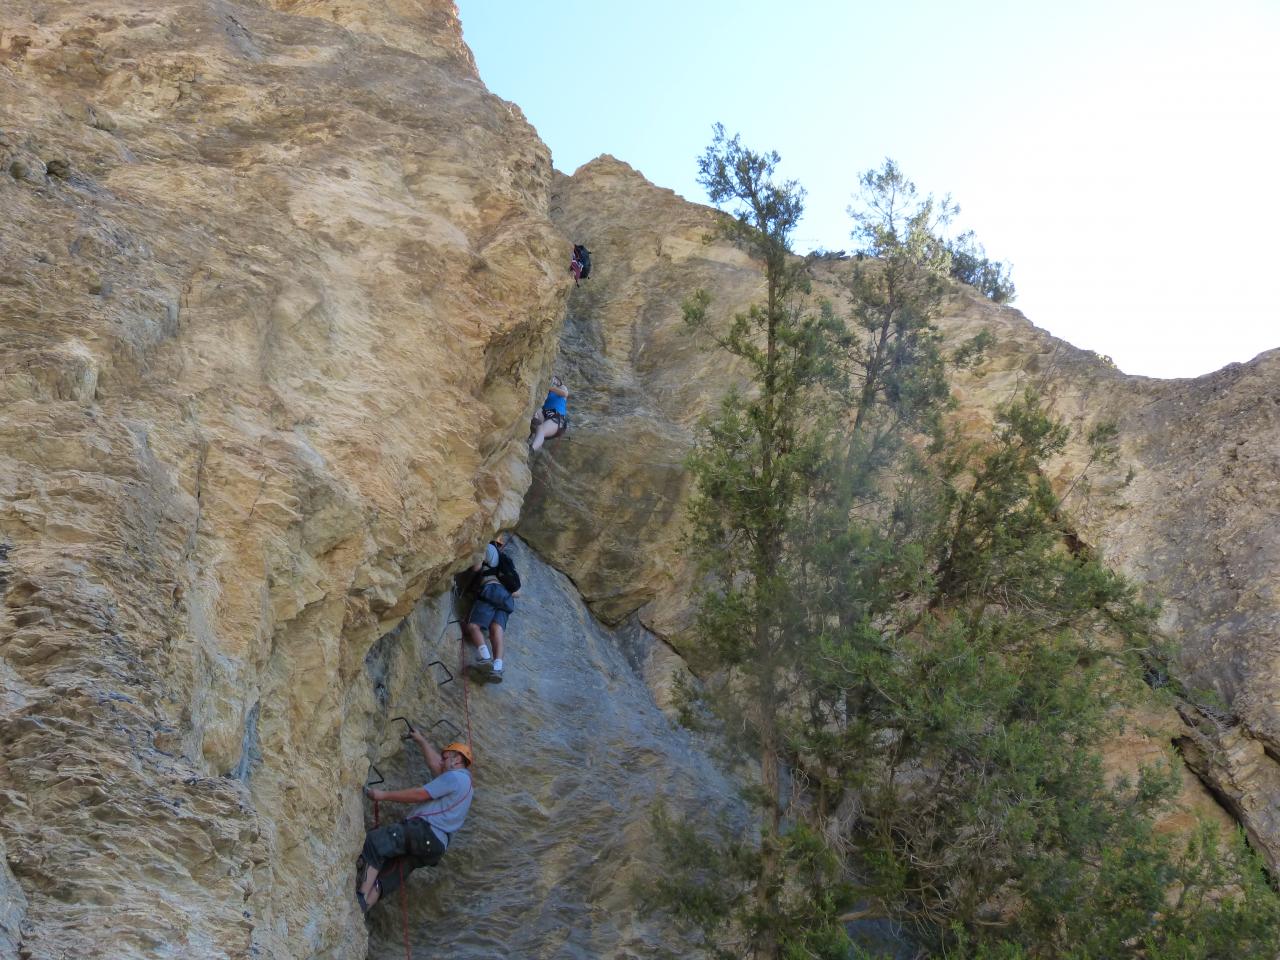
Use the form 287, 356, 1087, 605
489, 620, 505, 664
360, 819, 411, 909
466, 601, 499, 664
531, 418, 560, 451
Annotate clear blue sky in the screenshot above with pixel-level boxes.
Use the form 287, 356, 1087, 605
456, 0, 1279, 379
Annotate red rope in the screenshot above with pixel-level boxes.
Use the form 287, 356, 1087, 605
398, 859, 409, 960
458, 636, 475, 759
369, 799, 411, 960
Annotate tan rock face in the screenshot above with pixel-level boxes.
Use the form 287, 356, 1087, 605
2, 1, 1276, 952
0, 2, 564, 956
523, 156, 1280, 864
521, 158, 762, 636
360, 539, 747, 960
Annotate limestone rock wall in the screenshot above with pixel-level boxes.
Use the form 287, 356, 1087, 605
360, 538, 745, 960
0, 2, 565, 957
2, 1, 1277, 954
521, 155, 1280, 864
520, 158, 762, 639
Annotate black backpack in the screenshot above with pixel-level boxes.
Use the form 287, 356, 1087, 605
578, 246, 592, 280
482, 544, 521, 594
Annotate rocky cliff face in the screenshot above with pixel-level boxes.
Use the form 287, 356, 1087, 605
522, 155, 1280, 863
0, 2, 566, 956
361, 538, 744, 960
2, 2, 1278, 957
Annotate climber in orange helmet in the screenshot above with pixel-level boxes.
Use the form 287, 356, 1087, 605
357, 731, 474, 912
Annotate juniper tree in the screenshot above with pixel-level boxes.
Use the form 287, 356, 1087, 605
803, 391, 1280, 958
678, 125, 843, 960
946, 230, 1017, 304
651, 130, 1280, 960
657, 134, 969, 960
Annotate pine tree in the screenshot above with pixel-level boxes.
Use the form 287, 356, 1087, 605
656, 134, 969, 960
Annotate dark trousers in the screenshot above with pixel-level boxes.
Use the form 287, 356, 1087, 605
362, 818, 446, 897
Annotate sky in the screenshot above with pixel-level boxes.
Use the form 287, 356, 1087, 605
455, 0, 1279, 379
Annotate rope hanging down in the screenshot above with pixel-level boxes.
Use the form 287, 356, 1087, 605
458, 635, 475, 760
362, 590, 476, 960
368, 796, 411, 960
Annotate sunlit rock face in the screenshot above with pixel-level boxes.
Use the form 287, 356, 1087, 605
361, 538, 745, 960
523, 156, 1278, 862
0, 1, 564, 956
2, 0, 1276, 953
519, 157, 762, 644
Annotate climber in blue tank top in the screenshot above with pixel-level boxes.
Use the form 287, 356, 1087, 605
529, 375, 569, 451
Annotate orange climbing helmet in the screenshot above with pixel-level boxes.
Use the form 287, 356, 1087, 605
442, 741, 474, 767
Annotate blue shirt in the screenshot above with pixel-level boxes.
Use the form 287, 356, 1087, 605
543, 390, 567, 415
409, 769, 473, 847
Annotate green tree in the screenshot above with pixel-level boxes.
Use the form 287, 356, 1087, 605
650, 130, 1280, 960
946, 229, 1017, 303
795, 390, 1280, 959
657, 136, 972, 960
678, 124, 847, 959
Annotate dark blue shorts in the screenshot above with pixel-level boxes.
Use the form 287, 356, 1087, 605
470, 582, 513, 630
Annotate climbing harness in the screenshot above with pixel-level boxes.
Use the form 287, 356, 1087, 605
530, 410, 569, 445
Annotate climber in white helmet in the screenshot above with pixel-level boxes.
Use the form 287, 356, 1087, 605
462, 533, 520, 682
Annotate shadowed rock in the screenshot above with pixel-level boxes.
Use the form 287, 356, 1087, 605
362, 538, 746, 960
524, 154, 1280, 866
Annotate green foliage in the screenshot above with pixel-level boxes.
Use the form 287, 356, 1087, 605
928, 824, 1280, 960
699, 123, 805, 273
646, 810, 857, 960
845, 160, 955, 442
946, 230, 1017, 303
648, 129, 1280, 960
1060, 418, 1122, 505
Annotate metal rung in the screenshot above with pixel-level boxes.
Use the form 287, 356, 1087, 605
427, 659, 453, 686
430, 717, 462, 740
390, 716, 415, 738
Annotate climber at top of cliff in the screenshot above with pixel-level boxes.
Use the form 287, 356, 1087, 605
358, 733, 474, 912
462, 534, 521, 682
570, 243, 591, 285
529, 375, 569, 452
